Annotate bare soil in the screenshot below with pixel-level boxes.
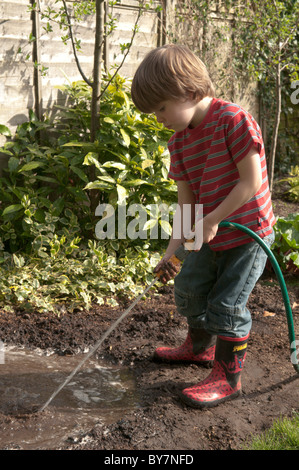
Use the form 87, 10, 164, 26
0, 194, 298, 451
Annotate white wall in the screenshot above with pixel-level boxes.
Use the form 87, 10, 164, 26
0, 0, 162, 142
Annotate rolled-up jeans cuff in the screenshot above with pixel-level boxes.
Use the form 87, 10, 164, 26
205, 302, 252, 338
174, 288, 207, 329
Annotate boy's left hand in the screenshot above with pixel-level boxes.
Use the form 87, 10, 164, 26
202, 216, 218, 245
187, 216, 218, 251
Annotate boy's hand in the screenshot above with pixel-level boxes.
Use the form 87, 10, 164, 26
154, 257, 180, 284
202, 216, 219, 244
186, 216, 218, 250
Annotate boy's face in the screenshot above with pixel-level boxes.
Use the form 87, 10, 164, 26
153, 96, 199, 132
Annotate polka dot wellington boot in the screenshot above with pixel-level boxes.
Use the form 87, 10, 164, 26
180, 334, 249, 408
153, 327, 216, 366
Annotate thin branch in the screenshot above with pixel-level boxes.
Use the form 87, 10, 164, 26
280, 22, 299, 51
98, 1, 143, 99
61, 0, 93, 87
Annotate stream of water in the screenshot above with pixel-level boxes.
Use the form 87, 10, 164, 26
0, 346, 138, 450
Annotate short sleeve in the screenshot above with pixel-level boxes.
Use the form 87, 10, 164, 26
226, 110, 263, 165
168, 157, 186, 181
167, 136, 186, 181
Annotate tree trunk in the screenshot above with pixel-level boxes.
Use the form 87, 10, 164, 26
90, 0, 105, 213
268, 61, 281, 192
91, 0, 104, 143
31, 0, 43, 122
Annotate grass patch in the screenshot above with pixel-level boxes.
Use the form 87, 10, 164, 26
245, 413, 299, 450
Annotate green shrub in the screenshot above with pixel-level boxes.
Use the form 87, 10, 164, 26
0, 239, 161, 313
279, 165, 299, 202
0, 75, 175, 312
272, 213, 299, 274
0, 75, 175, 256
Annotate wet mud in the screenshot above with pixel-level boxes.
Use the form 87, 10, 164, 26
0, 347, 137, 449
0, 277, 298, 450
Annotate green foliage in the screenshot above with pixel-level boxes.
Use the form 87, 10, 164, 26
231, 0, 299, 169
272, 213, 299, 274
0, 239, 160, 313
245, 413, 299, 450
0, 75, 174, 255
0, 76, 173, 312
232, 0, 299, 83
279, 165, 299, 202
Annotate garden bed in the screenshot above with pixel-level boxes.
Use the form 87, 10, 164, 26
0, 194, 298, 450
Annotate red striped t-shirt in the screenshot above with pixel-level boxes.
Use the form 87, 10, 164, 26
168, 98, 276, 250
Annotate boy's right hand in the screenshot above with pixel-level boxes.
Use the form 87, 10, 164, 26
154, 257, 180, 284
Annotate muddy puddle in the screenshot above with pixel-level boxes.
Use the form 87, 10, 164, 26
0, 346, 138, 450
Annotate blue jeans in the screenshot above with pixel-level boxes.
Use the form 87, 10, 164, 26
174, 231, 275, 338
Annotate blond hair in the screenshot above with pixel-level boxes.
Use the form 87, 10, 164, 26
131, 44, 215, 113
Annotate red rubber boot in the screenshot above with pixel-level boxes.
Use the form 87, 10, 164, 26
153, 327, 216, 366
180, 334, 249, 408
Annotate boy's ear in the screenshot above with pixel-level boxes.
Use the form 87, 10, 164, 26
188, 91, 200, 102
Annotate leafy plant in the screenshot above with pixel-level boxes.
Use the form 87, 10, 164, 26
0, 113, 91, 253
272, 213, 299, 274
0, 75, 175, 312
0, 75, 174, 255
279, 165, 299, 202
0, 238, 161, 313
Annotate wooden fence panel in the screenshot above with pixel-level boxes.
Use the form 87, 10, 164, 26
0, 0, 33, 137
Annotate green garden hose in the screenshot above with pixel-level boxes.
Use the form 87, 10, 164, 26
219, 221, 299, 374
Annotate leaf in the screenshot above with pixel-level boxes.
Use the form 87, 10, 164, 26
35, 176, 58, 184
84, 181, 112, 190
120, 129, 130, 147
83, 152, 102, 170
18, 161, 44, 172
0, 125, 12, 136
70, 165, 89, 182
103, 117, 115, 124
52, 197, 65, 216
12, 254, 25, 268
289, 251, 299, 268
141, 159, 155, 170
2, 204, 23, 216
143, 219, 158, 230
63, 141, 88, 147
97, 175, 116, 184
263, 310, 276, 317
8, 157, 20, 172
123, 179, 151, 187
160, 219, 172, 236
0, 148, 13, 156
102, 161, 126, 170
116, 184, 128, 203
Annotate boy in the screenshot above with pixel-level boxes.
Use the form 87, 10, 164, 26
131, 44, 276, 408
